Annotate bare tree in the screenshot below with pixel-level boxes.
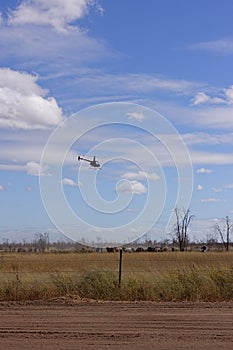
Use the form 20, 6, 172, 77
173, 208, 194, 251
214, 216, 232, 251
34, 232, 49, 252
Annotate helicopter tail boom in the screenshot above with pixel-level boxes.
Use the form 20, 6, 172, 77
78, 156, 91, 163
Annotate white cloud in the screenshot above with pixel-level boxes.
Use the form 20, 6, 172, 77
126, 208, 137, 212
225, 86, 233, 104
126, 111, 145, 121
188, 38, 233, 54
191, 92, 225, 106
62, 178, 79, 187
197, 168, 212, 174
197, 184, 203, 190
0, 161, 50, 176
122, 170, 159, 181
191, 86, 233, 106
155, 98, 233, 131
26, 161, 41, 176
117, 180, 147, 195
0, 68, 63, 129
191, 92, 210, 105
201, 198, 221, 203
0, 164, 25, 172
183, 132, 233, 146
190, 150, 233, 165
70, 72, 203, 96
26, 161, 50, 176
212, 187, 223, 193
0, 68, 44, 95
225, 183, 233, 189
8, 0, 103, 33
0, 185, 4, 191
0, 22, 112, 77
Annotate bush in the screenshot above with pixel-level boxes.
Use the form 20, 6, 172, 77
77, 271, 119, 300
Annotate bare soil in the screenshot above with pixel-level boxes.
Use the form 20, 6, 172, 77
0, 299, 233, 350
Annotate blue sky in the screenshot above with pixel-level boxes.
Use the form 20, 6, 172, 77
0, 0, 233, 245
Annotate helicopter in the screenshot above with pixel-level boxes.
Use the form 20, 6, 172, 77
77, 155, 101, 168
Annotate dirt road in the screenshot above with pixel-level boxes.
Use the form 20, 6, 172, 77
0, 300, 233, 350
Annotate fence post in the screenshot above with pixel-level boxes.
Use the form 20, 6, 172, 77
118, 248, 123, 288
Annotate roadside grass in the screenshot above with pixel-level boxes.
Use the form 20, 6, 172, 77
0, 252, 233, 302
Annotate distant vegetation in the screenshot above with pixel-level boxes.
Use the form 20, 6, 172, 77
0, 228, 232, 253
0, 251, 233, 302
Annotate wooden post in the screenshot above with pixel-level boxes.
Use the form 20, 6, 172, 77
118, 248, 123, 288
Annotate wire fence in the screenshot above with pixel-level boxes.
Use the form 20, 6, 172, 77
1, 251, 233, 301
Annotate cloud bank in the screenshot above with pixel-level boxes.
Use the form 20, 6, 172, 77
0, 68, 63, 129
7, 0, 103, 33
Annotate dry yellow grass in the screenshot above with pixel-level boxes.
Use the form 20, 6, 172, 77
0, 251, 233, 302
1, 251, 232, 272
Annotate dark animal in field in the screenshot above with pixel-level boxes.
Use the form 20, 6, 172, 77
147, 247, 156, 252
106, 247, 116, 253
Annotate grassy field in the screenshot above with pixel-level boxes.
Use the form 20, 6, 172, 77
0, 251, 233, 302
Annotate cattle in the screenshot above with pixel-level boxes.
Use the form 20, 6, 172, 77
135, 247, 145, 252
106, 247, 116, 253
147, 246, 156, 252
123, 247, 132, 253
201, 245, 207, 252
